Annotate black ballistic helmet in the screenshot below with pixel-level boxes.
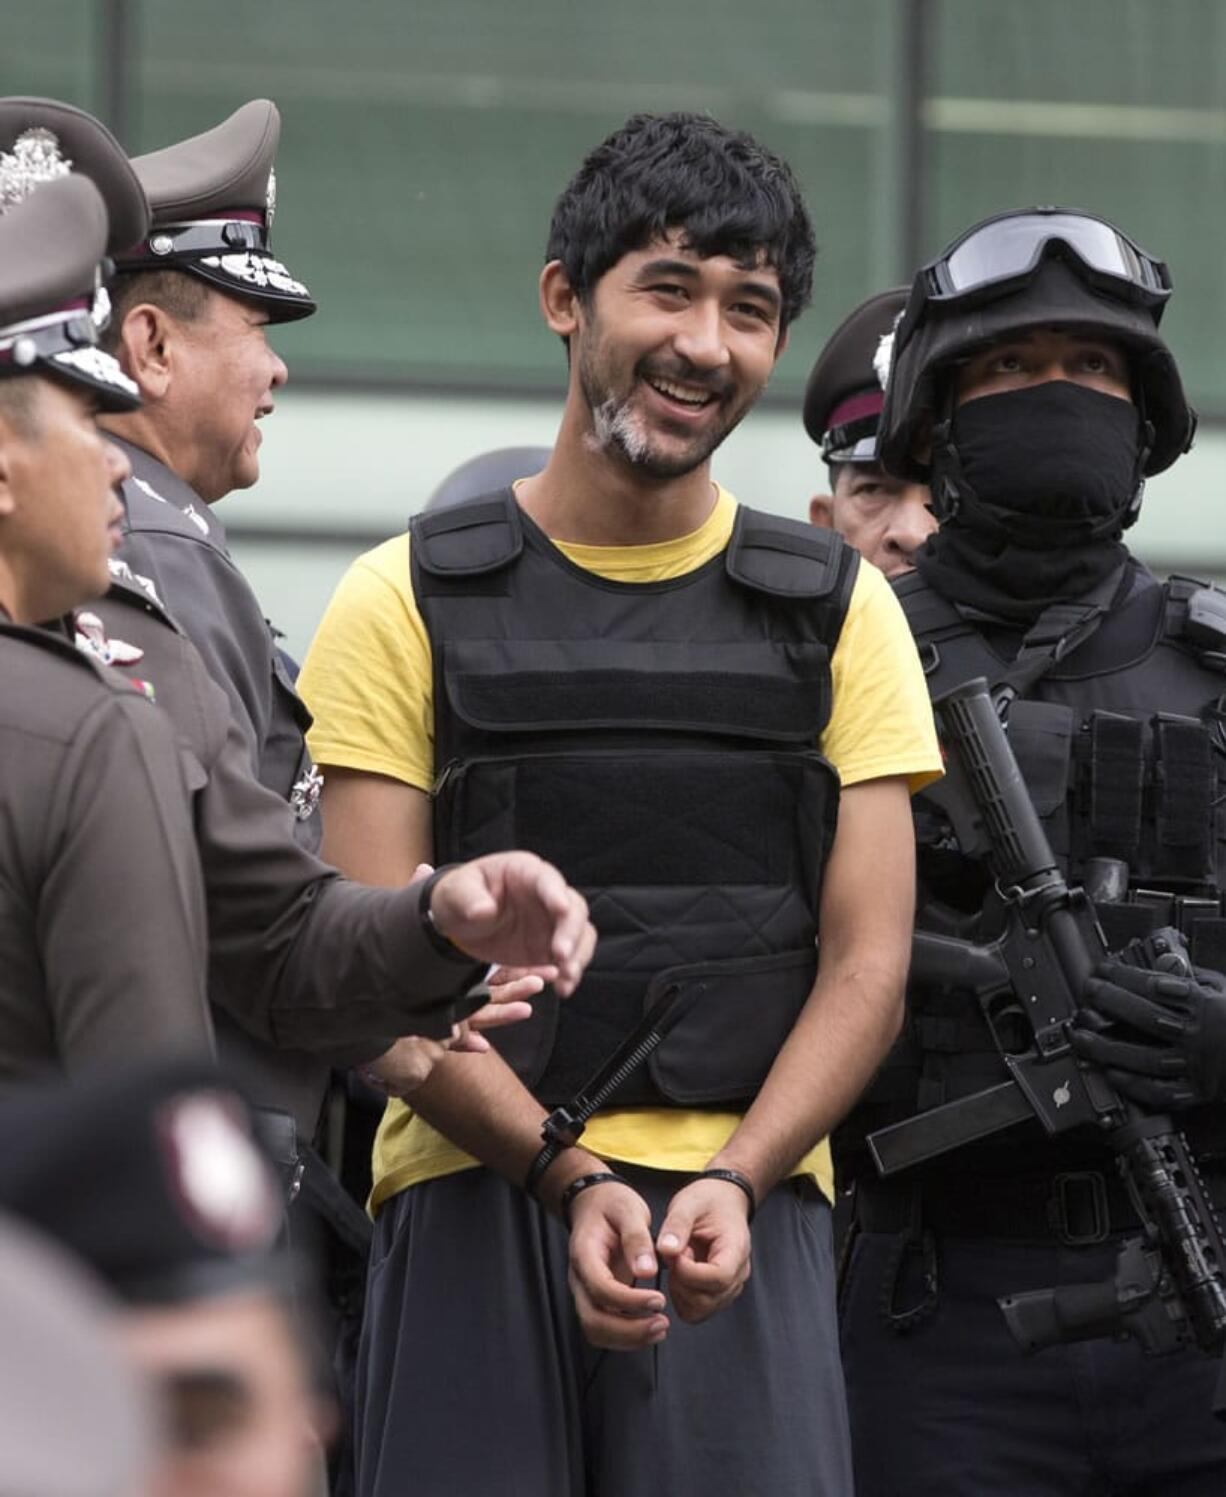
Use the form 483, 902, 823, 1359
878, 207, 1197, 484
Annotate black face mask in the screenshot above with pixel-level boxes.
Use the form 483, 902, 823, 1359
917, 381, 1144, 621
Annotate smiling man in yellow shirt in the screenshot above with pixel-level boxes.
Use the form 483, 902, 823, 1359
301, 111, 941, 1497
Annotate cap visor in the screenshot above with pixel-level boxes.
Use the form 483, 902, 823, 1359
188, 251, 315, 322
45, 346, 141, 412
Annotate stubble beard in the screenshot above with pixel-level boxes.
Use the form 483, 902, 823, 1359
578, 340, 750, 482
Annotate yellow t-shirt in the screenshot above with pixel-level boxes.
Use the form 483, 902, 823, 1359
300, 488, 943, 1212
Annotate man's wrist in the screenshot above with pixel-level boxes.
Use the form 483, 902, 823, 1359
530, 1146, 611, 1218
418, 867, 479, 964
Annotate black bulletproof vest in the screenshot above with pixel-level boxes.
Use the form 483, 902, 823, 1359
836, 559, 1226, 1183
410, 491, 858, 1109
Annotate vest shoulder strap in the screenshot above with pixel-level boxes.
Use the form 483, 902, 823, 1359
726, 507, 858, 613
1163, 574, 1226, 672
411, 489, 524, 578
894, 570, 966, 640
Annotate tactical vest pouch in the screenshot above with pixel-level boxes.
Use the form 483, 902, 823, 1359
1006, 700, 1073, 858
1152, 715, 1215, 883
435, 746, 836, 1100
1007, 700, 1073, 818
1083, 712, 1145, 863
645, 950, 818, 1105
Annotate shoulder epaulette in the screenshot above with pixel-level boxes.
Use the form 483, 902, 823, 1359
411, 489, 523, 578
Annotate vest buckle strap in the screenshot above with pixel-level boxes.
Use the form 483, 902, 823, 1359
1048, 1171, 1111, 1247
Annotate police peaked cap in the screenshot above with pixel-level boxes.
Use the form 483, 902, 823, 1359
878, 254, 1196, 482
0, 95, 149, 254
802, 287, 908, 458
0, 176, 140, 411
119, 99, 316, 321
0, 1057, 286, 1307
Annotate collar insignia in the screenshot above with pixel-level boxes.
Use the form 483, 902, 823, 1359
73, 610, 145, 667
290, 764, 324, 821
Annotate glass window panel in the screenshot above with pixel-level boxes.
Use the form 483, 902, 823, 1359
0, 1, 102, 115
928, 0, 1226, 413
135, 0, 900, 396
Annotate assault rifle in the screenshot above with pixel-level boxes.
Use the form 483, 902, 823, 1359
868, 677, 1226, 1357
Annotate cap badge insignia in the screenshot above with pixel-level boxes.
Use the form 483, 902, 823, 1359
158, 1094, 281, 1252
290, 764, 324, 821
873, 331, 895, 391
266, 166, 277, 228
0, 127, 72, 213
199, 251, 310, 299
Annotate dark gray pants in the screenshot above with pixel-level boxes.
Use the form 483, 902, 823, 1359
841, 1229, 1226, 1495
355, 1164, 852, 1497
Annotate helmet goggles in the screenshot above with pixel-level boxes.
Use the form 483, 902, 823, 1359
919, 208, 1172, 319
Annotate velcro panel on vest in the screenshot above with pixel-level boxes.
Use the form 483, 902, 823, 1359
725, 506, 856, 604
411, 492, 522, 581
1153, 716, 1214, 881
1087, 712, 1145, 861
441, 638, 830, 742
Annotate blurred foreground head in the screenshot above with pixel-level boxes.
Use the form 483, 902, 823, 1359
0, 1059, 320, 1497
0, 1214, 154, 1497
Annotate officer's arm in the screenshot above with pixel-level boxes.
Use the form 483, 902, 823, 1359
708, 775, 912, 1194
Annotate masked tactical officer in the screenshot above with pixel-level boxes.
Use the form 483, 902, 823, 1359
0, 173, 217, 1076
803, 288, 936, 579
837, 208, 1226, 1494
303, 112, 941, 1497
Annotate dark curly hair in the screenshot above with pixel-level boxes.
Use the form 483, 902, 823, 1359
546, 112, 816, 331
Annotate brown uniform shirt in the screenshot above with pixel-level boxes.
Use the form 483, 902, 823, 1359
0, 622, 213, 1081
82, 572, 483, 1135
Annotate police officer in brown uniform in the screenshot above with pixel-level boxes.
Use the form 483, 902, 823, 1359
0, 173, 215, 1079
0, 143, 596, 1093
803, 288, 936, 581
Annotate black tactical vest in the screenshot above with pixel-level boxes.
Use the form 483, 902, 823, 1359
836, 558, 1226, 1183
410, 491, 858, 1109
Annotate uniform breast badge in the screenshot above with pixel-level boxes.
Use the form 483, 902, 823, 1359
290, 764, 324, 821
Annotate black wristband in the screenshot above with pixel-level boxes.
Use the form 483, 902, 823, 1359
559, 1171, 628, 1227
418, 867, 477, 965
700, 1167, 757, 1223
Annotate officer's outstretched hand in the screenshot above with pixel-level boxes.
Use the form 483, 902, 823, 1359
1071, 960, 1226, 1109
430, 853, 595, 998
567, 1182, 670, 1350
655, 1177, 753, 1324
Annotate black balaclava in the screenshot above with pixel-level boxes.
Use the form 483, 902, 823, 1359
916, 380, 1146, 622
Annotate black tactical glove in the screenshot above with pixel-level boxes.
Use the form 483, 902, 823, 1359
1071, 961, 1226, 1109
